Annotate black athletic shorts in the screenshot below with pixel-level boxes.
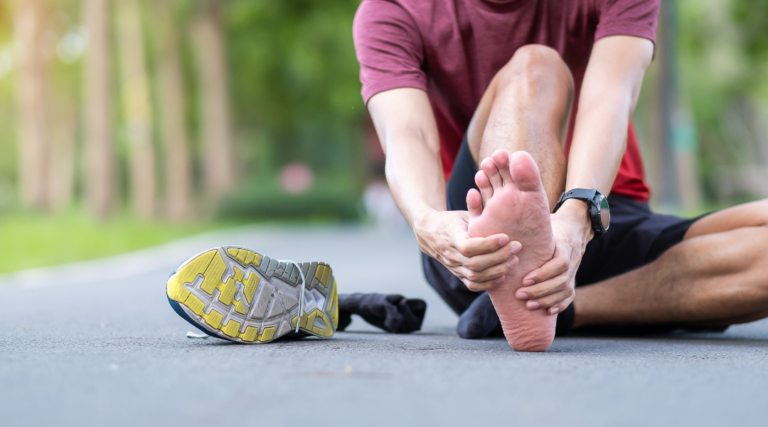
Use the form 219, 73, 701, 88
421, 136, 723, 335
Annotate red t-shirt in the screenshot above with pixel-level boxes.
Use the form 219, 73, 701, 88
353, 0, 659, 201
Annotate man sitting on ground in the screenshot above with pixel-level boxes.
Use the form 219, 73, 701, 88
354, 0, 768, 351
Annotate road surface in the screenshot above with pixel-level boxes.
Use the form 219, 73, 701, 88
1, 224, 767, 426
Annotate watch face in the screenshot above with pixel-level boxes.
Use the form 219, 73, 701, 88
599, 195, 610, 230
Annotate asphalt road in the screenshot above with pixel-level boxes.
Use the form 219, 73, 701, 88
1, 224, 767, 427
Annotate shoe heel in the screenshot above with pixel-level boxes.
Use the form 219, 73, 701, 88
290, 262, 338, 338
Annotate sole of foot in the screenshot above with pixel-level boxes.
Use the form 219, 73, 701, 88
467, 150, 556, 352
166, 246, 339, 343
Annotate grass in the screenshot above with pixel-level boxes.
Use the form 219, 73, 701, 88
0, 210, 237, 275
0, 172, 366, 275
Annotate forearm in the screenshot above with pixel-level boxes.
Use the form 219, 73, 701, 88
558, 36, 652, 234
566, 90, 634, 196
383, 131, 446, 228
368, 88, 447, 229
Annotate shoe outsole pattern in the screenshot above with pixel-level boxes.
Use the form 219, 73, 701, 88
166, 246, 339, 343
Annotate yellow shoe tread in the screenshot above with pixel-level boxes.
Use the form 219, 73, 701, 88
173, 247, 337, 344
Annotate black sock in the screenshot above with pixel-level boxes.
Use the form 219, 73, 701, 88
337, 293, 427, 334
456, 292, 503, 339
556, 302, 575, 335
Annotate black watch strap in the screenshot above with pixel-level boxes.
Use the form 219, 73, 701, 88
553, 189, 598, 213
553, 188, 609, 239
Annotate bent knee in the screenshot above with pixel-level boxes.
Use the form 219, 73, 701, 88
494, 45, 573, 98
511, 44, 562, 68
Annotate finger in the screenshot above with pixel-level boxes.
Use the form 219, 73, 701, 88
522, 254, 568, 286
462, 274, 507, 293
547, 297, 574, 316
491, 149, 513, 186
525, 288, 575, 313
466, 188, 483, 221
457, 259, 512, 285
456, 233, 510, 257
516, 275, 569, 301
475, 170, 493, 203
480, 157, 503, 191
466, 245, 519, 272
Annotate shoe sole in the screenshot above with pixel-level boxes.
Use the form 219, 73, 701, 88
166, 246, 338, 343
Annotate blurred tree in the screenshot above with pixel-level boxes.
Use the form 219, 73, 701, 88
82, 0, 115, 218
115, 0, 156, 219
731, 0, 768, 81
193, 0, 234, 201
225, 0, 365, 179
14, 0, 50, 210
152, 0, 193, 219
47, 0, 82, 212
47, 95, 76, 212
675, 0, 768, 202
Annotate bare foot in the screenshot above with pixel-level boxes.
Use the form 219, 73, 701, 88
467, 150, 556, 351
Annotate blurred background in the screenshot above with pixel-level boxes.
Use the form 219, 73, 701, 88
0, 0, 765, 273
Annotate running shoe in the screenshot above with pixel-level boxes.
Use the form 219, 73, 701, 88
166, 246, 339, 343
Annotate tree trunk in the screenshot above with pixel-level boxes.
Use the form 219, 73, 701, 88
83, 0, 116, 218
48, 97, 76, 212
194, 0, 235, 201
14, 0, 49, 210
115, 0, 156, 219
153, 0, 193, 219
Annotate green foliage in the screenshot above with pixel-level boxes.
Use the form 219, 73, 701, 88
676, 0, 768, 200
225, 0, 365, 174
0, 1, 11, 45
731, 0, 768, 59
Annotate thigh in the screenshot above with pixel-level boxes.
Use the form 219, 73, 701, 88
685, 199, 768, 240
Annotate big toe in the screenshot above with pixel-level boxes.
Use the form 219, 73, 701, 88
509, 151, 544, 192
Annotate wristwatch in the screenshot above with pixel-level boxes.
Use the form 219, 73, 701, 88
553, 188, 610, 238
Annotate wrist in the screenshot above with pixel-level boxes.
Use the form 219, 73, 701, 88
411, 207, 444, 241
553, 199, 595, 242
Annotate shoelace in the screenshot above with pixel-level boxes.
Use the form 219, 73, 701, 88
187, 259, 308, 339
279, 259, 307, 333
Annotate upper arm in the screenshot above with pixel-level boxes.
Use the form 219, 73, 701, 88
594, 0, 660, 51
367, 88, 440, 155
582, 35, 654, 111
353, 0, 426, 104
584, 0, 659, 106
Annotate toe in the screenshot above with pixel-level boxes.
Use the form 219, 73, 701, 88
475, 170, 493, 202
491, 150, 514, 186
466, 189, 483, 220
480, 157, 504, 191
509, 151, 544, 192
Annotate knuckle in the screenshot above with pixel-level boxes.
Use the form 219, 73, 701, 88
456, 242, 469, 255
